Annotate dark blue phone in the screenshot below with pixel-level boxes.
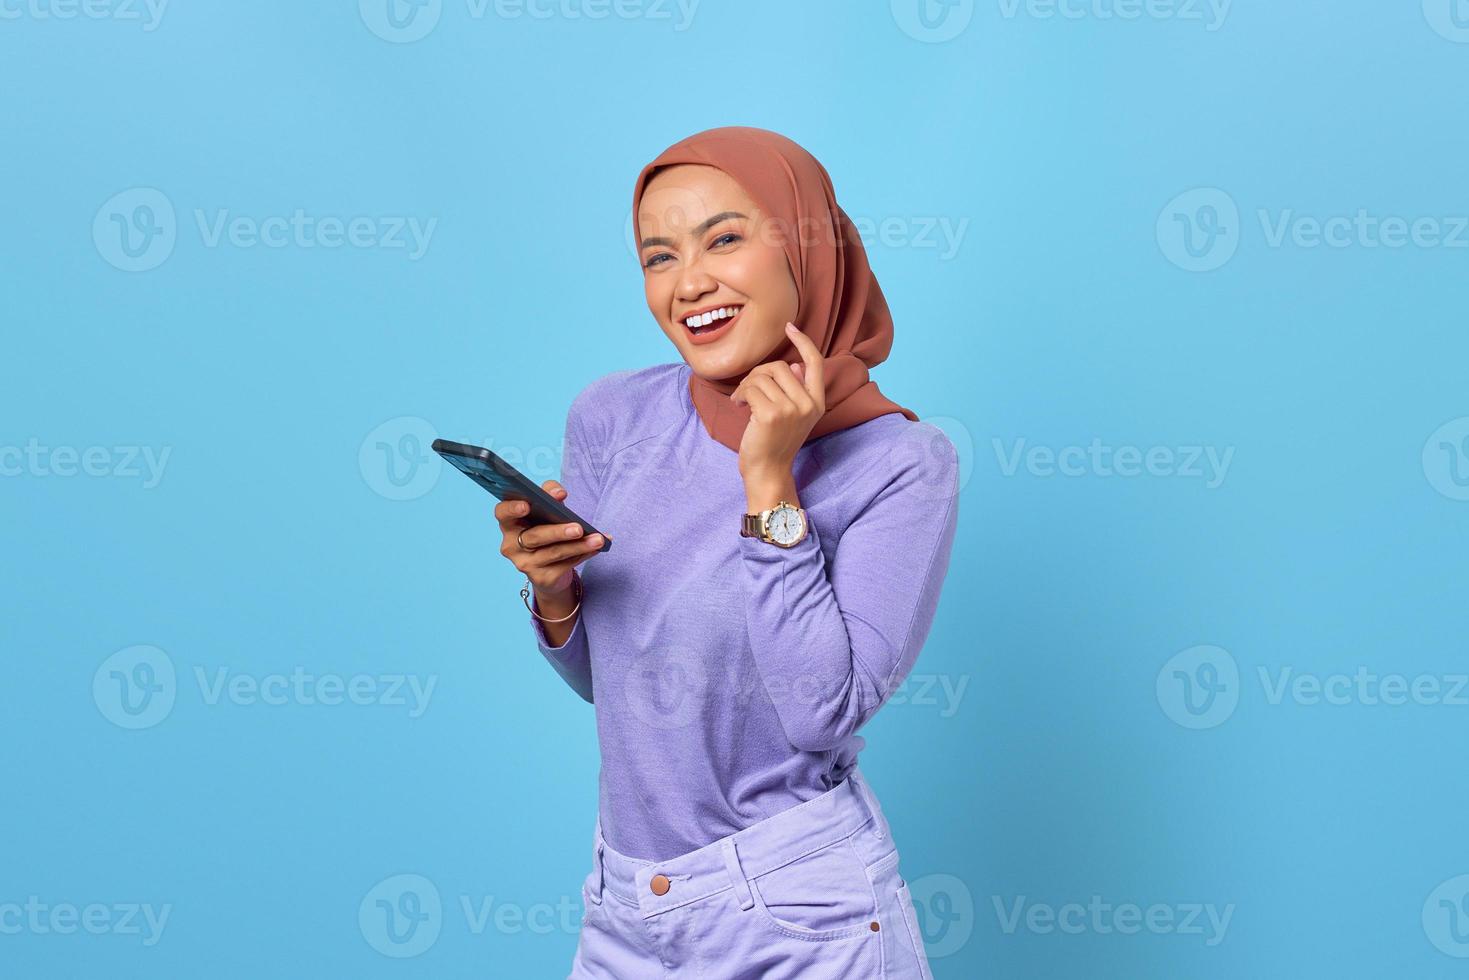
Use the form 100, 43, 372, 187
431, 438, 611, 552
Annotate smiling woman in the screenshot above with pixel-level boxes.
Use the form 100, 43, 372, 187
637, 169, 801, 375
493, 126, 957, 980
630, 128, 919, 463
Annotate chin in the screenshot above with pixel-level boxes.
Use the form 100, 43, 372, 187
686, 354, 748, 383
671, 334, 743, 380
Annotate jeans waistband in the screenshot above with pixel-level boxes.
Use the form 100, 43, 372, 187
584, 768, 892, 919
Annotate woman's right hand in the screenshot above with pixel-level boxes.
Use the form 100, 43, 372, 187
496, 480, 610, 600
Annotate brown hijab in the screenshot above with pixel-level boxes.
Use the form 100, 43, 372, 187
631, 126, 918, 454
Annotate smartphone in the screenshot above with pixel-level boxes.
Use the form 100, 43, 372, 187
431, 438, 611, 552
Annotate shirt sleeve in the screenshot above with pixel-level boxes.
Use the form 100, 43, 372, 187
736, 426, 961, 752
528, 388, 605, 704
530, 569, 592, 703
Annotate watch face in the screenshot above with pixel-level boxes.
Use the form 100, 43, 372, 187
766, 505, 805, 545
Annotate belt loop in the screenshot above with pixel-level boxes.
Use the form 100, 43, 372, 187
588, 834, 605, 906
721, 838, 755, 911
850, 769, 887, 840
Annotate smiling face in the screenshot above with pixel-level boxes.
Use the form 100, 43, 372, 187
636, 164, 800, 382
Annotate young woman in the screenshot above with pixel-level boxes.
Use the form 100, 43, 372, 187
494, 126, 959, 979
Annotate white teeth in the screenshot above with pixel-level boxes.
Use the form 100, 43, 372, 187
685, 306, 741, 329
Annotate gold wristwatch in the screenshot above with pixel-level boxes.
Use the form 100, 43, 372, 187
740, 500, 809, 548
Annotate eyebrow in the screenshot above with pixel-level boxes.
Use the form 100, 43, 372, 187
639, 211, 747, 251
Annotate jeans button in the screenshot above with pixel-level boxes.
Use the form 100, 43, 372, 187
650, 874, 671, 896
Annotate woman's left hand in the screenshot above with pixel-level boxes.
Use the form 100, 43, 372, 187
730, 322, 826, 479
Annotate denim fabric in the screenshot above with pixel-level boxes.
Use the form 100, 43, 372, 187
568, 769, 935, 979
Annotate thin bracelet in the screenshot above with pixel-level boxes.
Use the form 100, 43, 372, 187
522, 571, 582, 623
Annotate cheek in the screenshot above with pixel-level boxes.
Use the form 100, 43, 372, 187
754, 246, 798, 310
644, 277, 671, 320
725, 246, 796, 307
645, 279, 689, 344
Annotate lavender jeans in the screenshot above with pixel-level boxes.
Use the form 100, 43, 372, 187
569, 768, 936, 979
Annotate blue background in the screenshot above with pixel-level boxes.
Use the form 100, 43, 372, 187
4, 1, 1468, 976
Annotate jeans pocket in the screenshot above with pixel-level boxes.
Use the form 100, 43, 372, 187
749, 836, 880, 941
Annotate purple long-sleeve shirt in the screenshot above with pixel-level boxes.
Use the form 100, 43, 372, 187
529, 361, 960, 862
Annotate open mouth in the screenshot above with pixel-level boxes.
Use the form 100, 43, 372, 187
683, 305, 743, 337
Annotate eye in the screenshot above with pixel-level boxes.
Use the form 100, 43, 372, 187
643, 252, 672, 269
711, 232, 741, 248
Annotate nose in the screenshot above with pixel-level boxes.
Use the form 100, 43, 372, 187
674, 256, 717, 304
